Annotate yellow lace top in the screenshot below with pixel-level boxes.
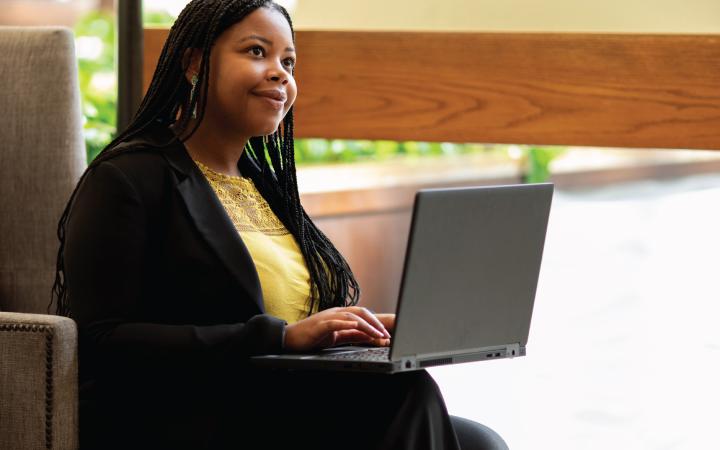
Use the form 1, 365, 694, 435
193, 159, 317, 324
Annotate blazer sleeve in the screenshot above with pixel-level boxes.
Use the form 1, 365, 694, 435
64, 160, 286, 387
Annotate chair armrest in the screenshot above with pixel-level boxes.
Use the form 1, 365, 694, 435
0, 312, 78, 450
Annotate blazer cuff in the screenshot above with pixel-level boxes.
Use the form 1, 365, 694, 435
243, 314, 288, 355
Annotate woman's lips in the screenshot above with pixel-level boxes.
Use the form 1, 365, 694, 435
253, 93, 285, 110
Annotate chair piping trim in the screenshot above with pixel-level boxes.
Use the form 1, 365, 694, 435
0, 323, 55, 450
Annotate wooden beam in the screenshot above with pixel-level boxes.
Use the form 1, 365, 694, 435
143, 29, 720, 150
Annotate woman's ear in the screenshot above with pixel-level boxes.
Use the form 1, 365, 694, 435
182, 48, 202, 82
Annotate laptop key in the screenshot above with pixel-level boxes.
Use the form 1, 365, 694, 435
323, 347, 390, 361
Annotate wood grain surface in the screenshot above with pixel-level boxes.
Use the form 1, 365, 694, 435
144, 29, 720, 150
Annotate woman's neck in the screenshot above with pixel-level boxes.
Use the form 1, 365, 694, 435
177, 120, 249, 178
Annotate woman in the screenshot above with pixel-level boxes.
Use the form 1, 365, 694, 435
51, 1, 507, 449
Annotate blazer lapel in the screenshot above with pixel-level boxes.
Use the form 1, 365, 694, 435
161, 138, 265, 313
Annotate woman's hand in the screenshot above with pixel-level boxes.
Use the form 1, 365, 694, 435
374, 313, 395, 333
363, 313, 396, 347
284, 307, 393, 352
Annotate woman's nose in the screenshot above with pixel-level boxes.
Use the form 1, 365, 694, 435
267, 71, 288, 84
266, 63, 289, 84
268, 73, 286, 83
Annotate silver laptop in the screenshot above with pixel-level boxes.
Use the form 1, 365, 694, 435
251, 183, 554, 374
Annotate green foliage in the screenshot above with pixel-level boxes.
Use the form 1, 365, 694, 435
143, 10, 177, 27
74, 10, 117, 163
293, 140, 501, 165
294, 140, 564, 182
524, 146, 566, 183
75, 9, 178, 163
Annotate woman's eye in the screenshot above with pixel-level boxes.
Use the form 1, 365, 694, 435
248, 46, 264, 57
247, 45, 294, 69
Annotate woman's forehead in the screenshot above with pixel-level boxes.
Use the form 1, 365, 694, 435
223, 7, 293, 47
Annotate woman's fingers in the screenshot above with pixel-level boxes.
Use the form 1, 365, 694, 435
360, 307, 392, 338
336, 331, 391, 347
323, 319, 359, 333
312, 320, 357, 349
334, 329, 370, 339
333, 329, 375, 345
374, 313, 395, 333
336, 311, 387, 339
345, 307, 391, 338
284, 307, 393, 352
370, 338, 391, 347
321, 306, 387, 334
333, 329, 391, 347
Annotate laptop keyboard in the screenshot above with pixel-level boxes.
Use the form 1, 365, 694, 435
323, 347, 390, 361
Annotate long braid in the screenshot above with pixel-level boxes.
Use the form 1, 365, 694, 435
277, 109, 360, 314
50, 0, 360, 319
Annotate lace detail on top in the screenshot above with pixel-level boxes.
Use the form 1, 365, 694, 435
193, 158, 315, 323
193, 159, 288, 236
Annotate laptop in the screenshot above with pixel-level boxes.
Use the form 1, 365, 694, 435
250, 183, 554, 374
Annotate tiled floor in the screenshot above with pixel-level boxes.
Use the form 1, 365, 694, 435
428, 172, 720, 450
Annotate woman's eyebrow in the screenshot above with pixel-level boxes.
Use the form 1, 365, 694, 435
237, 34, 295, 53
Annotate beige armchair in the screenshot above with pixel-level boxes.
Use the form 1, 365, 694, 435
0, 27, 86, 450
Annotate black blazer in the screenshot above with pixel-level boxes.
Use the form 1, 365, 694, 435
65, 126, 290, 446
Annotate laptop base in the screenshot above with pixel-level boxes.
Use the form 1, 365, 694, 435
250, 344, 526, 374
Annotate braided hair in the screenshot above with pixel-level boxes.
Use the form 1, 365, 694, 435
50, 0, 360, 318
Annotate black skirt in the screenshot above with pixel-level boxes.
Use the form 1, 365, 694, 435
81, 367, 498, 450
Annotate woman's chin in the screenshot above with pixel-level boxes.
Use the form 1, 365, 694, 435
255, 124, 281, 137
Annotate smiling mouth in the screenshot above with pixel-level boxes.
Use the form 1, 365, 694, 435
252, 93, 285, 110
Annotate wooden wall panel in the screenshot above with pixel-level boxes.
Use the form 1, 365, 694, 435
144, 29, 720, 150
313, 210, 412, 313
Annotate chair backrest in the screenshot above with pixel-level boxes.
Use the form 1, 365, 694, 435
0, 27, 86, 314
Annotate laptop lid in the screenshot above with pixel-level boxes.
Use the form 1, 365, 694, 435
390, 183, 553, 361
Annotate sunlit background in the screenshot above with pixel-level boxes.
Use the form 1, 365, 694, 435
3, 1, 719, 449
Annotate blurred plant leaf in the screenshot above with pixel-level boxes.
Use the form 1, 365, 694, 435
525, 146, 566, 183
